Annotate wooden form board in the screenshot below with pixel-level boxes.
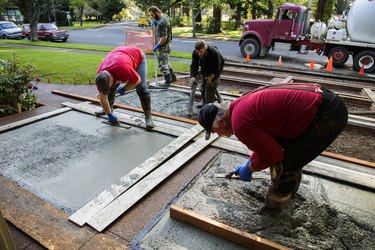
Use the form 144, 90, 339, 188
169, 205, 291, 250
362, 88, 375, 103
0, 107, 71, 133
87, 134, 218, 232
304, 161, 375, 191
69, 124, 204, 226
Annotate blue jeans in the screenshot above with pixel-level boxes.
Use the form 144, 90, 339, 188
135, 53, 150, 96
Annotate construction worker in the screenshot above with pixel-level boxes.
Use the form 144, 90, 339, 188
95, 46, 155, 129
148, 6, 176, 89
198, 83, 348, 211
189, 40, 225, 108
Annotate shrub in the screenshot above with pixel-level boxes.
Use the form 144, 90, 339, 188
0, 56, 39, 117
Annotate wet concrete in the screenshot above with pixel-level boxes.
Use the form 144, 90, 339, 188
0, 110, 173, 214
139, 153, 375, 249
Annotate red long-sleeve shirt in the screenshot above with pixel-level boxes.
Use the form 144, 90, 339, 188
230, 85, 323, 171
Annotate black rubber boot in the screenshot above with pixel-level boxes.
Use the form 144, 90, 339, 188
170, 68, 177, 83
139, 94, 155, 129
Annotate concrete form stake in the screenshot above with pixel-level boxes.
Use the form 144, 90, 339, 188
47, 76, 51, 84
61, 76, 64, 84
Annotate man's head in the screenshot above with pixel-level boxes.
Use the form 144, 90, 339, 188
195, 40, 208, 58
95, 71, 111, 95
198, 102, 232, 140
149, 6, 162, 20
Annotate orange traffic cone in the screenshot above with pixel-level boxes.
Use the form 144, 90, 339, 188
310, 58, 315, 70
359, 64, 365, 75
277, 56, 283, 66
326, 56, 333, 72
246, 53, 250, 62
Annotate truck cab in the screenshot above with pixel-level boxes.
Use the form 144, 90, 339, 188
240, 4, 308, 58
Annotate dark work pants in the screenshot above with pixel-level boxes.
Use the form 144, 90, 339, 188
273, 88, 348, 196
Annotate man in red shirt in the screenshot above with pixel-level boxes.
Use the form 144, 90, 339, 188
95, 46, 154, 128
198, 83, 348, 211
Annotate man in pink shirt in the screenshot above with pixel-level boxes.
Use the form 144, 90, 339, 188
198, 83, 348, 211
95, 46, 154, 128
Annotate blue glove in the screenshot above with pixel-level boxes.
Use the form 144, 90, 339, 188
153, 44, 160, 52
152, 19, 158, 27
107, 113, 119, 125
117, 86, 126, 96
232, 160, 252, 181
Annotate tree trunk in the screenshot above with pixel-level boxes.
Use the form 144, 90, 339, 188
267, 0, 274, 19
15, 0, 41, 41
316, 0, 325, 21
79, 7, 83, 26
212, 4, 221, 33
235, 3, 242, 29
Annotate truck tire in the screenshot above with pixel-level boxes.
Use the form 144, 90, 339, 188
328, 46, 349, 68
353, 50, 375, 73
240, 38, 260, 59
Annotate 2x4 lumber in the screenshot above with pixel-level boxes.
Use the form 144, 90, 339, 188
322, 151, 375, 169
52, 90, 198, 125
69, 124, 204, 226
0, 107, 71, 133
0, 176, 128, 249
169, 205, 291, 250
304, 161, 375, 191
362, 88, 375, 103
87, 134, 219, 232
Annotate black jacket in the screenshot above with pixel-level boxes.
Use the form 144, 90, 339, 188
190, 45, 225, 81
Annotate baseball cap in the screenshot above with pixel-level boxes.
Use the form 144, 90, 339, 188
95, 71, 110, 95
198, 103, 219, 140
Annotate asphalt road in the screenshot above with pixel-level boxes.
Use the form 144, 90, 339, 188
67, 21, 361, 74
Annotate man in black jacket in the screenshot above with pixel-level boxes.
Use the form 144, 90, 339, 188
190, 40, 225, 107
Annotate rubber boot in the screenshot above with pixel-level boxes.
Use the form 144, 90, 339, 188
170, 68, 177, 83
139, 94, 155, 129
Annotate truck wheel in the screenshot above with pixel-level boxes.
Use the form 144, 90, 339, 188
46, 35, 53, 42
328, 46, 349, 68
353, 50, 375, 73
240, 38, 260, 59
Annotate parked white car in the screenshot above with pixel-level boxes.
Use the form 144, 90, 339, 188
0, 21, 22, 39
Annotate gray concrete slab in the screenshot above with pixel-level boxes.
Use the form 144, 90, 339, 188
0, 110, 173, 214
138, 152, 375, 249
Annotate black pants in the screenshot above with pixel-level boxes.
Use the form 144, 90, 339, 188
275, 88, 348, 195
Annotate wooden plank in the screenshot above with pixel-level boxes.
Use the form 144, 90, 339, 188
52, 90, 198, 125
0, 176, 93, 249
280, 76, 294, 83
362, 88, 375, 103
69, 124, 204, 226
321, 151, 375, 169
0, 107, 71, 133
169, 205, 291, 250
87, 134, 219, 232
304, 161, 375, 191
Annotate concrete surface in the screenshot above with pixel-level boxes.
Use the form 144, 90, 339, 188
138, 152, 375, 249
0, 110, 173, 214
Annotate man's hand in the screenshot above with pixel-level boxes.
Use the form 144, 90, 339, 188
107, 113, 120, 125
232, 160, 252, 181
153, 44, 160, 52
206, 74, 215, 85
117, 86, 126, 96
152, 19, 158, 27
189, 77, 197, 86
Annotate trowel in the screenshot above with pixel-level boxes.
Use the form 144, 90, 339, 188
214, 171, 269, 180
102, 121, 131, 129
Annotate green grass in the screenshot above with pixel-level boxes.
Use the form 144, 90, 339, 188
0, 40, 192, 58
173, 27, 242, 39
60, 21, 105, 30
0, 47, 190, 84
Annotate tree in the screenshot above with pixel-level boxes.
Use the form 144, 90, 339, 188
315, 0, 335, 23
70, 0, 87, 26
11, 0, 46, 41
100, 0, 125, 21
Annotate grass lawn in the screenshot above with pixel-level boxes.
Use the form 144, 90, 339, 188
173, 27, 242, 39
60, 21, 105, 30
0, 46, 190, 84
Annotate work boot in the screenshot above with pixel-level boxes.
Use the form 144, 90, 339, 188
139, 94, 155, 129
196, 100, 205, 109
170, 68, 177, 83
149, 74, 171, 89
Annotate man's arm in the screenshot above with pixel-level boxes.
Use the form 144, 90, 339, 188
98, 91, 112, 114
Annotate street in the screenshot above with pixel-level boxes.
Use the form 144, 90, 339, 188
67, 21, 347, 72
